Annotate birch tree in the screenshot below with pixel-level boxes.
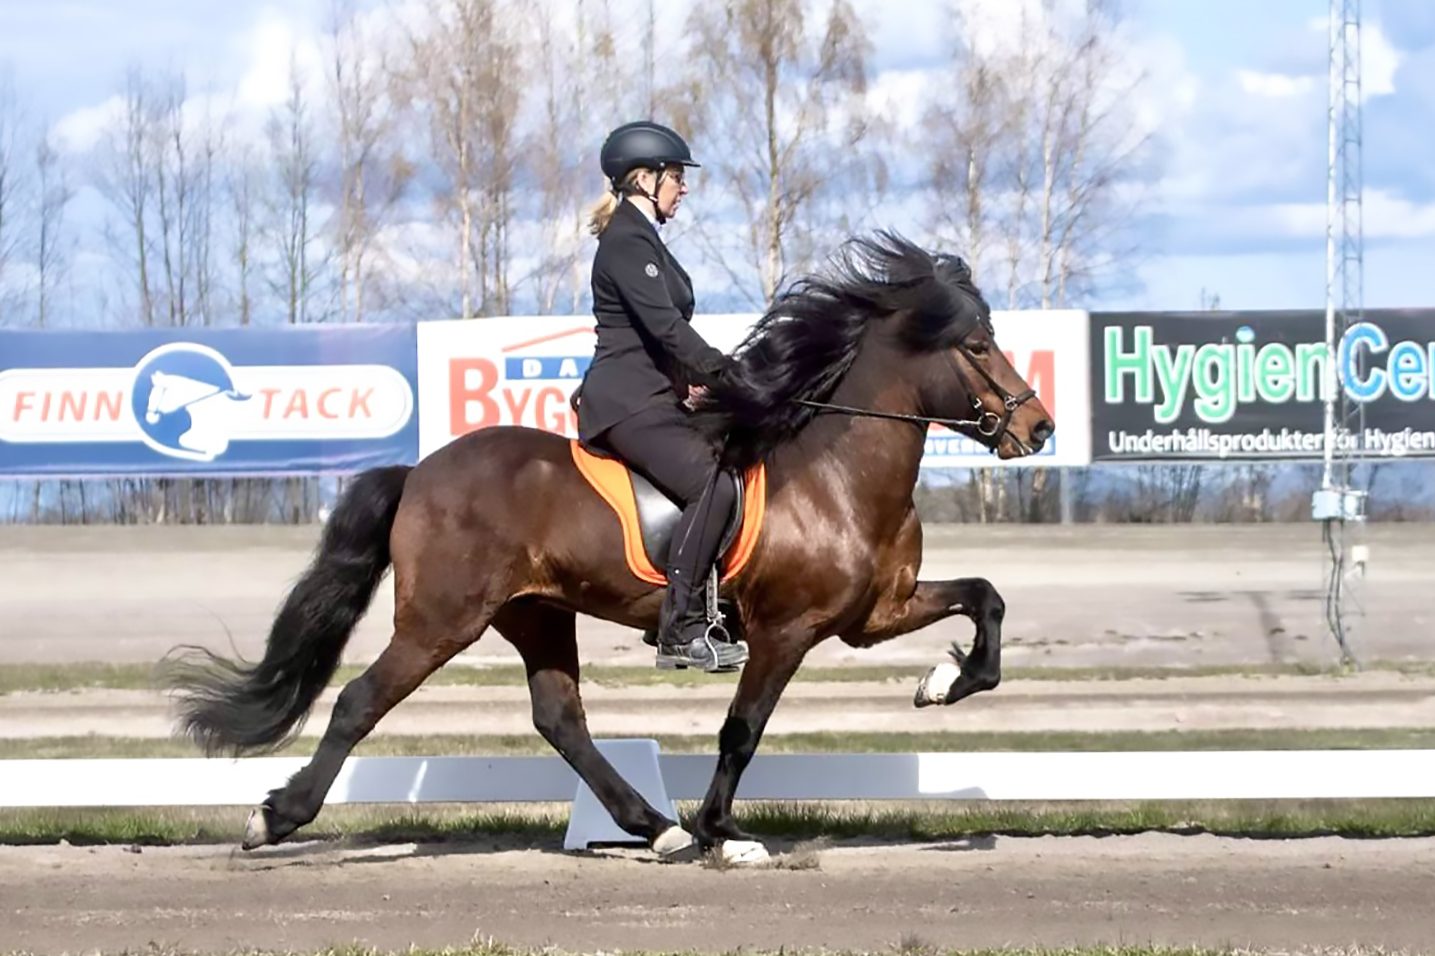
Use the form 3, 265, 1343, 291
34, 132, 73, 327
328, 0, 411, 322
680, 0, 874, 306
94, 69, 157, 325
265, 64, 326, 325
399, 0, 522, 318
0, 75, 28, 323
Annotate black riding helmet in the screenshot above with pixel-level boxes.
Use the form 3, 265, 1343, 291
600, 121, 700, 192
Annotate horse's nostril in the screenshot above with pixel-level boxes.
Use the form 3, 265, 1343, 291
1031, 419, 1054, 443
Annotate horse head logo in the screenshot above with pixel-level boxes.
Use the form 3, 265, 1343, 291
130, 344, 251, 462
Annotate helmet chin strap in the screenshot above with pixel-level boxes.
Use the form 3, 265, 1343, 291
618, 169, 669, 225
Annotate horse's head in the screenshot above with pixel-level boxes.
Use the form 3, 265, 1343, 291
900, 253, 1054, 460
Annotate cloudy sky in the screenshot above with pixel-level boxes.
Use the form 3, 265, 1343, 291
2, 0, 1432, 314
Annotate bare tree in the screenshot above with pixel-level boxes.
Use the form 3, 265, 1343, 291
925, 53, 1009, 277
328, 0, 411, 322
519, 0, 594, 313
679, 0, 874, 306
94, 69, 157, 325
227, 142, 261, 326
0, 73, 26, 323
398, 0, 523, 318
265, 62, 327, 325
34, 131, 73, 327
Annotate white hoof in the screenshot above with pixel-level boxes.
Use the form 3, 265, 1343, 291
914, 660, 960, 707
719, 839, 770, 866
653, 824, 695, 858
241, 807, 270, 850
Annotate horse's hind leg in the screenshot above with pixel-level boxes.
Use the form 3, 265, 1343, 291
494, 599, 690, 855
243, 616, 484, 849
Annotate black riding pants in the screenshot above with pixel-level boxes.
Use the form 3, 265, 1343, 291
591, 403, 735, 605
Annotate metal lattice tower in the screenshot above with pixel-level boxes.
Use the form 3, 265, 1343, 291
1318, 0, 1365, 664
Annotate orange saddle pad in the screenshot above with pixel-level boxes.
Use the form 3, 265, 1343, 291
570, 440, 766, 586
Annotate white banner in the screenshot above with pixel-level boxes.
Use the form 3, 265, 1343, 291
417, 311, 1092, 467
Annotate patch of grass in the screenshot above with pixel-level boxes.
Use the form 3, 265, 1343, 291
7, 726, 1435, 760
728, 798, 1435, 841
5, 658, 1435, 696
0, 803, 567, 847
0, 939, 1416, 956
4, 797, 1435, 848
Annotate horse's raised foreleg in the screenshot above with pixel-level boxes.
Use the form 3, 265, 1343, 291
851, 576, 1005, 707
691, 633, 808, 863
495, 599, 692, 857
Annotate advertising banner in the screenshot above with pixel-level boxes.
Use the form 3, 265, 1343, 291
0, 325, 418, 477
417, 311, 1092, 468
1090, 309, 1435, 461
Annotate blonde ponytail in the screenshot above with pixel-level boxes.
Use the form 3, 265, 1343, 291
587, 189, 620, 236
587, 169, 647, 236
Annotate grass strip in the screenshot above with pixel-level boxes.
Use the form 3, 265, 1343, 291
2, 943, 1394, 956
4, 659, 1433, 695
7, 726, 1435, 760
4, 797, 1435, 847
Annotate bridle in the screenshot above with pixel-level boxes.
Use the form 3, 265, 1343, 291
794, 336, 1038, 455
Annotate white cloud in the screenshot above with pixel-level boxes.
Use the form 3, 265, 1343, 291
1265, 188, 1435, 240
234, 8, 326, 111
51, 94, 124, 153
1237, 70, 1316, 98
1363, 21, 1403, 98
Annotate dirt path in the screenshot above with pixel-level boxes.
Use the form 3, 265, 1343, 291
4, 524, 1433, 670
4, 834, 1433, 954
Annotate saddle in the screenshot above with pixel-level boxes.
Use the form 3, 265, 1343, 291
569, 441, 766, 587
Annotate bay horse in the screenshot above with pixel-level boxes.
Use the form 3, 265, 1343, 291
164, 233, 1054, 865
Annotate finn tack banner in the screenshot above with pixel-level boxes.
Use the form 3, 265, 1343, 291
0, 326, 418, 477
1091, 309, 1435, 461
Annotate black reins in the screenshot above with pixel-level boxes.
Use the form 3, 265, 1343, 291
794, 342, 1037, 454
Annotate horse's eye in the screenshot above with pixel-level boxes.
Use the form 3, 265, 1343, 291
966, 341, 991, 357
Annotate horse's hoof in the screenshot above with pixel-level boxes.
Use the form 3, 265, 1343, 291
653, 824, 696, 858
241, 806, 273, 850
914, 660, 960, 707
719, 839, 770, 866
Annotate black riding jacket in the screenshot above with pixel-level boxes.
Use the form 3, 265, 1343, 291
575, 199, 729, 441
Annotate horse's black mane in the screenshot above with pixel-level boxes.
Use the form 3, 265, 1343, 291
701, 231, 990, 470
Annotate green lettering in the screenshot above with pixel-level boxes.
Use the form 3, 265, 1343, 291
1256, 344, 1295, 402
1295, 343, 1329, 402
1237, 342, 1257, 402
1152, 343, 1194, 424
1105, 325, 1152, 403
1192, 343, 1235, 422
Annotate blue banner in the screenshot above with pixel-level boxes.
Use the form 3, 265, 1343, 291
0, 326, 418, 477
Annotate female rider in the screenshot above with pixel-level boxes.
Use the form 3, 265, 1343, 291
574, 121, 747, 674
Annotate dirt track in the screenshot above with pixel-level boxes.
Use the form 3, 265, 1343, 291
4, 834, 1434, 954
4, 523, 1435, 955
3, 523, 1433, 669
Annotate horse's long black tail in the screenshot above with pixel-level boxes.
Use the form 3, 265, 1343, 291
163, 465, 412, 756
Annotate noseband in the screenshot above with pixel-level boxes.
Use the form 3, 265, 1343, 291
794, 339, 1038, 455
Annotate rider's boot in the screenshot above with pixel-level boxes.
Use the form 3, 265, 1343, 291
654, 476, 748, 673
655, 566, 747, 672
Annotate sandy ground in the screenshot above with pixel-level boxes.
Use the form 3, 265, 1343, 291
4, 834, 1435, 954
1, 523, 1432, 670
3, 523, 1435, 955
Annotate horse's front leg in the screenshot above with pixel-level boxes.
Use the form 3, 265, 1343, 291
691, 632, 808, 865
853, 576, 1005, 708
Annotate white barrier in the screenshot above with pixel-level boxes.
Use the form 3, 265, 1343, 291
6, 749, 1435, 808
